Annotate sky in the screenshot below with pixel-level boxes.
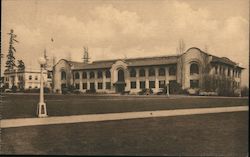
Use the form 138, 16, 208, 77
1, 0, 249, 86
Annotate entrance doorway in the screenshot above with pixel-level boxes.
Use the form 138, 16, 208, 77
115, 69, 125, 93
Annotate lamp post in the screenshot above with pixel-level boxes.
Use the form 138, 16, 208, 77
37, 57, 47, 117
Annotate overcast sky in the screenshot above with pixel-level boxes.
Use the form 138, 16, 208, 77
1, 0, 249, 86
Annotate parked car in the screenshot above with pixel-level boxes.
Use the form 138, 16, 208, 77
72, 89, 82, 94
121, 90, 130, 95
4, 88, 12, 93
138, 88, 153, 95
187, 88, 199, 95
156, 88, 165, 95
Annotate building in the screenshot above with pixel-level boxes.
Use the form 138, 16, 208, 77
53, 47, 244, 94
3, 68, 53, 90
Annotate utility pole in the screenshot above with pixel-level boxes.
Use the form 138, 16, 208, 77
83, 47, 90, 63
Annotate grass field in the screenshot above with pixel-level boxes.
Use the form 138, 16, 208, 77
2, 111, 248, 156
1, 94, 248, 119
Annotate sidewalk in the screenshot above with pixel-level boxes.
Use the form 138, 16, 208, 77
1, 106, 248, 128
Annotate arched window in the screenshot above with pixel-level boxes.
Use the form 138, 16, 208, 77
82, 72, 87, 79
130, 68, 136, 77
159, 68, 165, 76
75, 72, 80, 79
148, 68, 155, 76
118, 69, 125, 82
97, 71, 103, 79
190, 63, 199, 75
139, 68, 145, 77
61, 71, 66, 80
90, 71, 95, 79
169, 65, 176, 76
105, 70, 111, 78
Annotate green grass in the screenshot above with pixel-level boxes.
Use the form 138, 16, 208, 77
1, 94, 248, 119
1, 112, 248, 156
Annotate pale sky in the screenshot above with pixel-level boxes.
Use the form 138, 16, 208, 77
1, 0, 249, 86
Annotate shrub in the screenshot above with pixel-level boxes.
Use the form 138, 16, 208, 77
11, 85, 17, 93
241, 86, 249, 97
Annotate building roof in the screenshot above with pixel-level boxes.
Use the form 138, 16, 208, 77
71, 55, 178, 70
185, 47, 244, 69
59, 47, 243, 71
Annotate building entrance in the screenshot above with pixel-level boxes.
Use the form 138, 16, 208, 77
115, 69, 125, 93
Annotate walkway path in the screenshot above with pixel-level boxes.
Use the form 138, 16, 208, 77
1, 106, 248, 128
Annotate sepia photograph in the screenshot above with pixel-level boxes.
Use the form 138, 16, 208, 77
0, 0, 249, 156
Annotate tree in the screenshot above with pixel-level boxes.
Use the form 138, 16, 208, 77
17, 60, 25, 71
176, 39, 186, 87
5, 29, 18, 71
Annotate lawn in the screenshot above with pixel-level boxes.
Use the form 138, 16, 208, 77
1, 111, 248, 156
1, 94, 248, 119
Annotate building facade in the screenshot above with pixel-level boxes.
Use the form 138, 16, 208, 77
53, 47, 243, 94
3, 68, 53, 90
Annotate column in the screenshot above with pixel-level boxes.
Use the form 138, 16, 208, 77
79, 71, 83, 90
165, 67, 170, 96
155, 67, 159, 91
136, 68, 140, 90
145, 68, 149, 88
103, 70, 106, 90
87, 71, 90, 90
165, 67, 169, 84
94, 71, 98, 90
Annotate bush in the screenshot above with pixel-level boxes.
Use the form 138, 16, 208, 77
86, 89, 96, 94
11, 85, 17, 93
241, 86, 249, 97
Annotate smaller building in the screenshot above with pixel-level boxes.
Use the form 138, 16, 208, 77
3, 68, 53, 90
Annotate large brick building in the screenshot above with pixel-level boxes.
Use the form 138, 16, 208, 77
53, 47, 244, 94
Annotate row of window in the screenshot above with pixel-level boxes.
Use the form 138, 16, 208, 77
75, 82, 111, 90
69, 66, 177, 81
75, 80, 167, 90
214, 66, 240, 77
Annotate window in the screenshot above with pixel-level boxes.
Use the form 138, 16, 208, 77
35, 76, 38, 80
149, 81, 155, 88
149, 68, 155, 76
159, 80, 165, 88
139, 68, 145, 77
18, 76, 23, 81
29, 86, 32, 89
227, 68, 230, 76
48, 72, 52, 78
130, 81, 136, 89
130, 69, 136, 77
190, 80, 199, 88
61, 71, 66, 80
83, 83, 87, 89
29, 75, 32, 80
105, 70, 111, 78
215, 66, 218, 74
35, 86, 38, 89
190, 63, 199, 75
106, 82, 111, 89
82, 72, 87, 79
98, 82, 103, 89
75, 83, 80, 89
90, 83, 95, 90
118, 69, 125, 81
97, 71, 103, 79
159, 68, 165, 76
75, 72, 80, 79
90, 71, 95, 79
140, 81, 145, 89
61, 83, 66, 89
169, 65, 176, 76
